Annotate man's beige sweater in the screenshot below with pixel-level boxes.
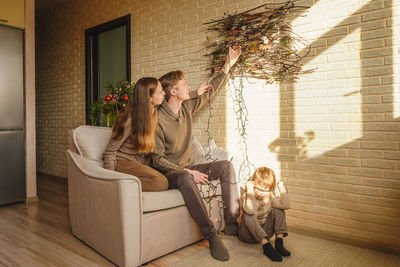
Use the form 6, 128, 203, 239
152, 72, 227, 173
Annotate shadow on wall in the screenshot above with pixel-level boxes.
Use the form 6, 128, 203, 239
269, 130, 315, 160
268, 0, 400, 249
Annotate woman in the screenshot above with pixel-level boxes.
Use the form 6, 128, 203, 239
103, 77, 168, 191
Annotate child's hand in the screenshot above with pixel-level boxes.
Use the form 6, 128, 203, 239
277, 180, 288, 194
254, 188, 265, 199
254, 187, 269, 200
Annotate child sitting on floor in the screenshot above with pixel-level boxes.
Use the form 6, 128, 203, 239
237, 167, 291, 262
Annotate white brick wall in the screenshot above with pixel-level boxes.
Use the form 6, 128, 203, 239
36, 0, 400, 250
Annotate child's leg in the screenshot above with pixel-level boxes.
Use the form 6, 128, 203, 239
263, 209, 291, 257
239, 214, 282, 262
275, 236, 291, 257
238, 214, 263, 244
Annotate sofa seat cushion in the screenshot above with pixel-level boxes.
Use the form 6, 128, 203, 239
142, 190, 184, 213
73, 126, 112, 166
142, 180, 222, 213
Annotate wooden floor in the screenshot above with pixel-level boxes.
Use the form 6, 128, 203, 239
1, 174, 399, 266
0, 174, 206, 266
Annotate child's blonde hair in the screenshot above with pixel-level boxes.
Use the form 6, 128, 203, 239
249, 167, 276, 190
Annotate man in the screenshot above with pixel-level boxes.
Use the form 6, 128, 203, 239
152, 46, 241, 261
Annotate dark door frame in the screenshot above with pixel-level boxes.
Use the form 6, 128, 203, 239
85, 14, 131, 124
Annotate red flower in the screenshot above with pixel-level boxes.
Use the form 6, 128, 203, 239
105, 95, 111, 101
123, 95, 129, 101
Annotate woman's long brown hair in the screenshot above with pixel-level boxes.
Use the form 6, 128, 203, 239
112, 77, 158, 153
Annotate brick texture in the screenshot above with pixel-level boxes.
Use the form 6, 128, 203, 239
36, 0, 400, 250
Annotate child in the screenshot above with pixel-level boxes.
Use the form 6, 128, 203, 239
237, 167, 291, 262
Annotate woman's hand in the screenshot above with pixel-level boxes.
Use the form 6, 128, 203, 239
197, 82, 212, 96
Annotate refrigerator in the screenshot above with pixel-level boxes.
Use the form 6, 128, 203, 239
0, 25, 25, 205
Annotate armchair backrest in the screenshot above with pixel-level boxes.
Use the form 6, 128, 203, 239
70, 125, 112, 167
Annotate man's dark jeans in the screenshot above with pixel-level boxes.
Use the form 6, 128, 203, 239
165, 160, 239, 240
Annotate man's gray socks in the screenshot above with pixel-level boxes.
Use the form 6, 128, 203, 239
208, 234, 230, 261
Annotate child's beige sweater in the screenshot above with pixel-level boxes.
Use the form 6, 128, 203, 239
238, 181, 290, 225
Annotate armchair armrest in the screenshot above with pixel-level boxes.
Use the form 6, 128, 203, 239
66, 149, 143, 266
67, 149, 142, 182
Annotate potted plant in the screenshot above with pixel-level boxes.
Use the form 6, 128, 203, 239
90, 80, 135, 127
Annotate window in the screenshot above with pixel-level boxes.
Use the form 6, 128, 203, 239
85, 14, 131, 124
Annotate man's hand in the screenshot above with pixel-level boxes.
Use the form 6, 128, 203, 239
228, 45, 242, 65
185, 168, 209, 184
197, 82, 212, 96
223, 46, 242, 74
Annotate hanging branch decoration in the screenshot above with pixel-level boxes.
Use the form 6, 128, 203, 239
197, 1, 312, 231
204, 0, 312, 83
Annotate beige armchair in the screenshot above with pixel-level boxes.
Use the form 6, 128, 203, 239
66, 126, 224, 266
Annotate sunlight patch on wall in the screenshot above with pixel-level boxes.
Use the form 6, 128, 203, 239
291, 0, 359, 42
294, 28, 363, 158
226, 79, 281, 179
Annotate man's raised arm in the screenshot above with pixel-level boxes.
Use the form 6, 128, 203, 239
188, 46, 242, 114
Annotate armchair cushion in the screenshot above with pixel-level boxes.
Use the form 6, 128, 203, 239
73, 125, 112, 166
190, 137, 207, 165
191, 137, 228, 165
142, 190, 184, 212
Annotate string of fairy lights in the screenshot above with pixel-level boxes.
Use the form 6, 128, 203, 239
197, 0, 311, 232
